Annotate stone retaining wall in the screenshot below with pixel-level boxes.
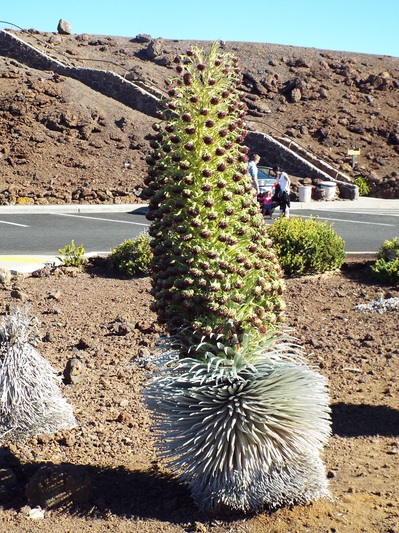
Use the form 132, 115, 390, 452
0, 30, 159, 117
246, 131, 358, 200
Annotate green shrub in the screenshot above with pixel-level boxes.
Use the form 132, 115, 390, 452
57, 240, 86, 268
354, 176, 371, 196
267, 216, 345, 276
376, 236, 399, 262
371, 237, 399, 284
109, 235, 152, 277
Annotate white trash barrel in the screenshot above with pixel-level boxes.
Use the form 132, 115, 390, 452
298, 185, 312, 202
320, 181, 336, 200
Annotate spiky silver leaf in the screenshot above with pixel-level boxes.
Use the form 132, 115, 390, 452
144, 332, 331, 512
189, 450, 329, 512
0, 307, 77, 442
0, 306, 40, 350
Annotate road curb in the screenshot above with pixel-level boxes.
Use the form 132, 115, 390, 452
0, 203, 146, 214
1, 198, 399, 214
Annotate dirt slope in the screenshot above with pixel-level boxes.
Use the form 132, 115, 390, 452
1, 29, 399, 205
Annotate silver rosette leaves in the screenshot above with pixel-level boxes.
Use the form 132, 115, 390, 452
0, 307, 77, 442
144, 331, 331, 512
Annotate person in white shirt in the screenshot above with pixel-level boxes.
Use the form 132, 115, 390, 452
248, 154, 260, 194
273, 165, 291, 218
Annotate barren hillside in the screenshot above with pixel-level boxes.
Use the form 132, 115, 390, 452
1, 28, 399, 205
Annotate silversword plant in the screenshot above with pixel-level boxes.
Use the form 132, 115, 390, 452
0, 307, 77, 442
143, 43, 331, 513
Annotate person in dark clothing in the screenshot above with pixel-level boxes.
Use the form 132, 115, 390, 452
273, 165, 291, 218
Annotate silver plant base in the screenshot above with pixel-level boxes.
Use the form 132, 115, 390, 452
144, 340, 331, 513
0, 307, 77, 442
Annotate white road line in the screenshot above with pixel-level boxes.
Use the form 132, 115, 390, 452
0, 220, 29, 227
50, 213, 150, 226
310, 210, 399, 216
300, 215, 394, 226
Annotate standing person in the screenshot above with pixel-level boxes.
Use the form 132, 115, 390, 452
248, 154, 260, 195
273, 165, 291, 218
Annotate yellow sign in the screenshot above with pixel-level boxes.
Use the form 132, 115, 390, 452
348, 149, 360, 156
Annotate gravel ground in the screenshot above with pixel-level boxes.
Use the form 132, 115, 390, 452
0, 259, 398, 533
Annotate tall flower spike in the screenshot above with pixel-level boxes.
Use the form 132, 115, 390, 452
144, 42, 284, 349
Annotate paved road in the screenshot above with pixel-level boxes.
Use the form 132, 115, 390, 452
0, 206, 149, 255
1, 200, 399, 271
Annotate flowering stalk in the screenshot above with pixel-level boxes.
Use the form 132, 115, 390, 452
144, 42, 285, 351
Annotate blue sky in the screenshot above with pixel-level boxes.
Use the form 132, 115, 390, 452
1, 0, 399, 57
